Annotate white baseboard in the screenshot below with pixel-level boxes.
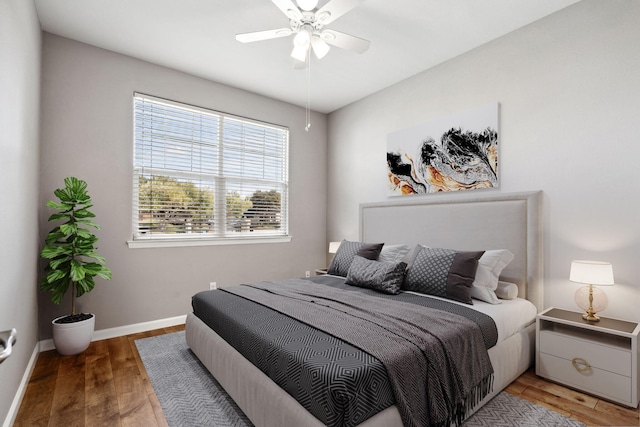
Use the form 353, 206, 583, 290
38, 314, 187, 352
2, 343, 39, 427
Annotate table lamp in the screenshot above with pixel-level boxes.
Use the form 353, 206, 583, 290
328, 241, 341, 255
569, 260, 614, 322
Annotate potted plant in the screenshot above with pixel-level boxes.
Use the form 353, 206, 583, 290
40, 177, 112, 355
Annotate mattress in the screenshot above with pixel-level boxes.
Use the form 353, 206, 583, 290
190, 275, 537, 427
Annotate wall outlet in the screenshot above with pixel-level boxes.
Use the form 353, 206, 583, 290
209, 281, 217, 290
305, 271, 310, 278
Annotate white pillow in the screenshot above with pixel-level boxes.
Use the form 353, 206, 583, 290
470, 285, 501, 304
470, 249, 514, 304
496, 281, 519, 300
379, 244, 411, 263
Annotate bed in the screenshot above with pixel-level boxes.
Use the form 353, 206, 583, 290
186, 191, 543, 427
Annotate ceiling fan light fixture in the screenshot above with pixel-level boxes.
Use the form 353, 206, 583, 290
293, 27, 311, 48
296, 0, 319, 12
291, 46, 308, 62
311, 36, 330, 59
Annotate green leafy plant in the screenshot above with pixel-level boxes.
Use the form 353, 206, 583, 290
40, 177, 112, 318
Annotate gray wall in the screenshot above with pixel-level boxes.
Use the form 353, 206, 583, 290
38, 34, 328, 339
327, 0, 640, 322
0, 0, 41, 424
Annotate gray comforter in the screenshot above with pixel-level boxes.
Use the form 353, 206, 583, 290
192, 276, 497, 427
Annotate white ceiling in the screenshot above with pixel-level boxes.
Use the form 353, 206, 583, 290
34, 0, 580, 113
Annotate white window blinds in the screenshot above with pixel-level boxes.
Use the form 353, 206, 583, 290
132, 93, 289, 243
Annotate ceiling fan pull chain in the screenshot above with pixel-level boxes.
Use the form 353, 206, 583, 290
305, 47, 311, 132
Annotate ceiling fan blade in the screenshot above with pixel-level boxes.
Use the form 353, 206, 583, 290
314, 0, 365, 26
236, 28, 293, 43
270, 0, 303, 21
320, 29, 370, 54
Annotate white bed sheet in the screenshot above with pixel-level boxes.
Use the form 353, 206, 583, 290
322, 272, 538, 345
403, 291, 537, 344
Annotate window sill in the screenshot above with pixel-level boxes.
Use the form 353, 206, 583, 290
127, 235, 292, 249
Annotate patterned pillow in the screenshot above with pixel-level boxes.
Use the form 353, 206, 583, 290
345, 256, 407, 295
403, 247, 485, 304
327, 240, 384, 277
401, 244, 427, 270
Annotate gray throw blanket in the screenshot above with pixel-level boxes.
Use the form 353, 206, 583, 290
225, 279, 494, 427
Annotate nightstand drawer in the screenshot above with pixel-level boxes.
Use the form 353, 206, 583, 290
538, 352, 632, 403
539, 330, 631, 376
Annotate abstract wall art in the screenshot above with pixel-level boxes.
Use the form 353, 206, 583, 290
387, 102, 499, 196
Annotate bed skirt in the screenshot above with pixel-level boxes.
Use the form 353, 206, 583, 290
185, 312, 534, 427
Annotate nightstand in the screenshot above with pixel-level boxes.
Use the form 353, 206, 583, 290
536, 307, 640, 408
314, 268, 328, 275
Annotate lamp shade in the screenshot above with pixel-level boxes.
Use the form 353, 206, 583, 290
291, 46, 308, 62
311, 36, 330, 59
293, 28, 311, 48
328, 241, 341, 254
569, 260, 614, 286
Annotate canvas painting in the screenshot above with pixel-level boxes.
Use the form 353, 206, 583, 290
387, 102, 499, 196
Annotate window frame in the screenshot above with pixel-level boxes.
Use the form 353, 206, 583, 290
128, 93, 291, 248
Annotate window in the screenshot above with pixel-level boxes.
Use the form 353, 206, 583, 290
130, 93, 289, 247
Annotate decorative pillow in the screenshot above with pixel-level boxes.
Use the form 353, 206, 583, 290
327, 240, 384, 277
401, 244, 427, 270
379, 244, 411, 263
345, 256, 407, 295
470, 250, 514, 304
470, 285, 501, 304
403, 247, 484, 304
495, 281, 519, 300
473, 249, 515, 290
357, 242, 385, 260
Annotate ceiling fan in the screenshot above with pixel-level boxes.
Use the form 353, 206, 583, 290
236, 0, 370, 66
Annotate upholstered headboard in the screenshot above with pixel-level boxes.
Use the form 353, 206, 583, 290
360, 191, 543, 311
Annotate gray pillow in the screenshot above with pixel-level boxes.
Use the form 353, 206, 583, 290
327, 240, 384, 277
403, 247, 484, 304
345, 256, 407, 295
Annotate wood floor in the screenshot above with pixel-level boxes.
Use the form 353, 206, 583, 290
15, 325, 639, 427
505, 371, 639, 426
13, 325, 183, 427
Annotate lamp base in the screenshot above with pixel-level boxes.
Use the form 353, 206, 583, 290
575, 285, 608, 323
582, 311, 600, 322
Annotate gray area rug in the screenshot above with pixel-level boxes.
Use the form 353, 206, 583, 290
136, 331, 584, 427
